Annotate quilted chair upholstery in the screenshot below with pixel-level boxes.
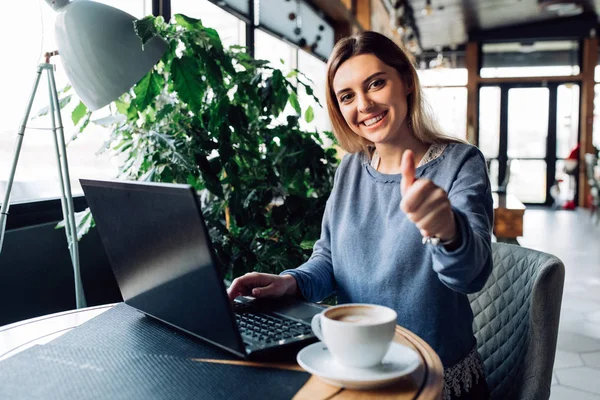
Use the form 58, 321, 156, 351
468, 243, 565, 400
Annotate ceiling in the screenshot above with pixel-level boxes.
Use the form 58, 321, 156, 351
405, 0, 600, 50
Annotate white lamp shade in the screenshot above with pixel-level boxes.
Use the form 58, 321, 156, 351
53, 0, 168, 111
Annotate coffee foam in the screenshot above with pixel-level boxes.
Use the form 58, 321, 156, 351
325, 305, 390, 325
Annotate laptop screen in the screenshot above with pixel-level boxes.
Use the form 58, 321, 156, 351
80, 179, 245, 357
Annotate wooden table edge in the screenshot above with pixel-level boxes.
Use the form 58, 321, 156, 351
0, 304, 117, 333
396, 326, 444, 400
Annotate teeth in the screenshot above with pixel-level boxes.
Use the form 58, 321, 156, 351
364, 113, 385, 126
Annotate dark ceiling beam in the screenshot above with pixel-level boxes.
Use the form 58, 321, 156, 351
305, 0, 362, 29
469, 12, 598, 42
305, 0, 363, 41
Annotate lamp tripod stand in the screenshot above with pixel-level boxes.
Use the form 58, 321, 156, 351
0, 51, 86, 308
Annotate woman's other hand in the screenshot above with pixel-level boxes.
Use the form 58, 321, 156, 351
400, 150, 457, 243
227, 273, 298, 301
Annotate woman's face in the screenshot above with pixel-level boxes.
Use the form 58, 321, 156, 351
332, 54, 411, 146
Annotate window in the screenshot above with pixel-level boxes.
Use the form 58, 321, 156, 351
297, 49, 331, 138
480, 41, 580, 78
419, 68, 468, 141
594, 85, 600, 151
255, 29, 297, 76
0, 1, 150, 204
422, 87, 467, 140
171, 0, 246, 48
255, 29, 298, 126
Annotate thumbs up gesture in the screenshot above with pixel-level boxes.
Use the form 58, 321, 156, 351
400, 150, 457, 244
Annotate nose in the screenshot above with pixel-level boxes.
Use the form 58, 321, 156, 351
357, 93, 375, 114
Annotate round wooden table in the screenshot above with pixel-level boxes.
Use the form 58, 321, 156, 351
0, 305, 443, 399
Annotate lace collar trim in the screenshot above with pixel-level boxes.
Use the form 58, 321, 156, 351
419, 143, 447, 167
369, 143, 448, 170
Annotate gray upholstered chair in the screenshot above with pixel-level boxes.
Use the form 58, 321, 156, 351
468, 243, 565, 400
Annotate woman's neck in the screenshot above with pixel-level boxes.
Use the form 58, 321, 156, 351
374, 135, 429, 175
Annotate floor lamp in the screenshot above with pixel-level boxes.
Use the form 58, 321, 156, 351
0, 0, 167, 309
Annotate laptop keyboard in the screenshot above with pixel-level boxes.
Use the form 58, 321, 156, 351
234, 312, 313, 345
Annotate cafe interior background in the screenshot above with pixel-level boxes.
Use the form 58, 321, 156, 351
1, 0, 600, 398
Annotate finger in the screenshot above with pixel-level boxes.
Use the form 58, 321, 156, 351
400, 150, 416, 196
227, 278, 250, 301
414, 202, 452, 236
404, 186, 447, 221
227, 273, 273, 300
400, 179, 438, 214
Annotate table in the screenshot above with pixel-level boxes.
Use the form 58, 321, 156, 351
493, 192, 526, 242
0, 305, 444, 400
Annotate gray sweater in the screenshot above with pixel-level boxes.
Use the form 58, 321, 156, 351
281, 143, 493, 367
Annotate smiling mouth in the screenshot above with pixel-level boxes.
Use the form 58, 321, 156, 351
361, 111, 388, 127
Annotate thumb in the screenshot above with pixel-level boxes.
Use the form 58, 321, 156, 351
400, 150, 416, 196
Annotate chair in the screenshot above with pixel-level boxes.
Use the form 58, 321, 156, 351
468, 243, 565, 400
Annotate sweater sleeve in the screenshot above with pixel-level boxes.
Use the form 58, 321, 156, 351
279, 160, 344, 302
430, 147, 494, 294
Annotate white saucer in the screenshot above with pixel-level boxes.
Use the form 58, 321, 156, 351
296, 341, 421, 390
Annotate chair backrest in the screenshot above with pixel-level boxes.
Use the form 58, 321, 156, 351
468, 243, 565, 400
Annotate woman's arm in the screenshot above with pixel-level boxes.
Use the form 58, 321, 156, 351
429, 148, 493, 294
279, 158, 348, 302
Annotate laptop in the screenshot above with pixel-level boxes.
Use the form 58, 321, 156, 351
80, 179, 324, 360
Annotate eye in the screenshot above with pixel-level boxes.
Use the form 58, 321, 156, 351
369, 79, 385, 90
339, 93, 353, 103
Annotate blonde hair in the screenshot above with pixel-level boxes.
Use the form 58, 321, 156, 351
325, 31, 463, 154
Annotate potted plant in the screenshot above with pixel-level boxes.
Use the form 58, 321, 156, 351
62, 14, 338, 281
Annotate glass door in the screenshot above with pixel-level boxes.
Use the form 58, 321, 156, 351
506, 87, 549, 204
478, 83, 580, 205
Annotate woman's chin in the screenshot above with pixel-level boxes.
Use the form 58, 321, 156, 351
360, 128, 390, 144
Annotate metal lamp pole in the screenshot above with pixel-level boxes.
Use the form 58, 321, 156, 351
0, 51, 86, 308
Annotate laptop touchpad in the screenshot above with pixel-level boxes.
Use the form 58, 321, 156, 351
254, 297, 325, 323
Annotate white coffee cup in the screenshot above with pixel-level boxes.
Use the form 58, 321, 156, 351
311, 303, 397, 369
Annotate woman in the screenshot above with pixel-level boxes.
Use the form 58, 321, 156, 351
228, 31, 493, 399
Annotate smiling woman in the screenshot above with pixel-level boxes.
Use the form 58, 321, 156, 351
228, 31, 494, 400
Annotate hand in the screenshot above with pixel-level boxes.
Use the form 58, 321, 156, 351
227, 272, 298, 301
400, 150, 457, 243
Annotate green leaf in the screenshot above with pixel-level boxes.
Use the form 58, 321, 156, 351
32, 95, 72, 120
133, 71, 164, 111
288, 91, 301, 114
286, 70, 298, 78
203, 27, 224, 54
171, 56, 205, 111
127, 103, 139, 120
78, 111, 92, 133
305, 105, 314, 123
174, 14, 204, 30
115, 98, 129, 115
60, 84, 72, 94
300, 240, 316, 250
71, 101, 88, 125
55, 208, 95, 241
133, 16, 158, 47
